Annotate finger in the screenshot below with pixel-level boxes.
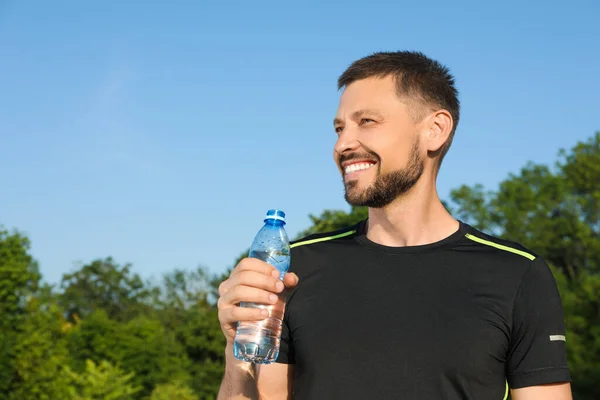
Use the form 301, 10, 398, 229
220, 305, 268, 325
230, 270, 284, 293
220, 286, 279, 307
218, 267, 283, 298
218, 280, 231, 296
283, 272, 299, 288
234, 258, 278, 276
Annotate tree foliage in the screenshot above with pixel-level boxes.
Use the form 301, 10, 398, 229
59, 257, 152, 322
150, 381, 199, 400
63, 359, 141, 400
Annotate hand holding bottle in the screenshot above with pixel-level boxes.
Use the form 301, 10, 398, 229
217, 257, 299, 346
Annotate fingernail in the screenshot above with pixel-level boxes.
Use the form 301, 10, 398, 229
261, 309, 269, 317
269, 294, 278, 303
271, 269, 280, 278
276, 281, 284, 291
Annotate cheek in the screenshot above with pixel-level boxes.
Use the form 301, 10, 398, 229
377, 152, 404, 175
378, 136, 417, 169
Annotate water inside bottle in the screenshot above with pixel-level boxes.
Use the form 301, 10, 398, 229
233, 292, 287, 364
250, 249, 290, 279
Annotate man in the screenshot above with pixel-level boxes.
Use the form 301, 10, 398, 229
217, 51, 572, 399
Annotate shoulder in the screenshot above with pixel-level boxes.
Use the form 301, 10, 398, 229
458, 224, 560, 305
286, 220, 363, 286
290, 220, 363, 250
460, 222, 540, 263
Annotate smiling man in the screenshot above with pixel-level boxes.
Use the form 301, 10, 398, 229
216, 51, 572, 399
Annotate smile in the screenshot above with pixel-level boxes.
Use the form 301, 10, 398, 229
344, 162, 376, 175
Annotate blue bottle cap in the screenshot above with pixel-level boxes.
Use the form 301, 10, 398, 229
265, 209, 286, 222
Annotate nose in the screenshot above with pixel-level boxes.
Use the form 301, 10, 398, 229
334, 129, 361, 155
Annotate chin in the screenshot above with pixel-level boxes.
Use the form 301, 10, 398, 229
343, 187, 369, 204
344, 175, 373, 188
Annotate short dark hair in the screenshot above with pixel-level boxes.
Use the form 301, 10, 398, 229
337, 51, 460, 167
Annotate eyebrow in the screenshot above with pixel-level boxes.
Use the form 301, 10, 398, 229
333, 109, 385, 126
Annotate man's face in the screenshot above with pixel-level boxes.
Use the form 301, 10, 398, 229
333, 76, 425, 208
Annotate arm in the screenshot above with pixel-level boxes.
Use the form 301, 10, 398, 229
216, 258, 299, 399
217, 344, 294, 400
256, 363, 295, 400
217, 344, 259, 400
511, 382, 572, 400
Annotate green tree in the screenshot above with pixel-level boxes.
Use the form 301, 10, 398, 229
64, 359, 141, 400
0, 227, 43, 398
60, 257, 152, 322
0, 228, 40, 320
176, 305, 224, 399
155, 267, 213, 310
154, 268, 226, 399
67, 309, 191, 399
8, 294, 72, 400
150, 381, 199, 400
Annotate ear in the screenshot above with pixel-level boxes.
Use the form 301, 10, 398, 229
423, 109, 453, 153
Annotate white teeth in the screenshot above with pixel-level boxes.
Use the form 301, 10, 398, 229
345, 163, 375, 174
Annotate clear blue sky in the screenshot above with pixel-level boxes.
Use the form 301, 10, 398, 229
1, 1, 599, 285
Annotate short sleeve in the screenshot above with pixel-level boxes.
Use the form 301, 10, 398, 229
506, 256, 571, 388
275, 305, 295, 364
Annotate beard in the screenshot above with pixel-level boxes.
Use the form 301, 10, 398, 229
342, 139, 424, 208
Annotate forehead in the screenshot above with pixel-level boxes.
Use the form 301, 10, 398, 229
336, 76, 403, 115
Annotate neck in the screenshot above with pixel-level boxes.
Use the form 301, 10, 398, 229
365, 177, 459, 247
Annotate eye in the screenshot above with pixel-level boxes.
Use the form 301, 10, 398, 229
359, 118, 375, 125
334, 126, 344, 134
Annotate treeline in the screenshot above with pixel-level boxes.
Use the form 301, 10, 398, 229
0, 248, 224, 399
1, 132, 599, 399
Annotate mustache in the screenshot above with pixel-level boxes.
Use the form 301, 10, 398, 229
339, 152, 380, 166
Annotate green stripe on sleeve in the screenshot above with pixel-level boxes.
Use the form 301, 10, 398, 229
290, 230, 356, 249
465, 233, 536, 260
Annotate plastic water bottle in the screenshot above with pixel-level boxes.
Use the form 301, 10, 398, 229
233, 209, 291, 364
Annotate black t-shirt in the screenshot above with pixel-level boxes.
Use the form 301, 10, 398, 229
275, 219, 570, 399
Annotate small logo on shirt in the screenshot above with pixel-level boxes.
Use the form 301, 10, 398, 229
549, 335, 566, 342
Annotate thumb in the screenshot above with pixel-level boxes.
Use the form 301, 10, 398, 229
283, 272, 299, 288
